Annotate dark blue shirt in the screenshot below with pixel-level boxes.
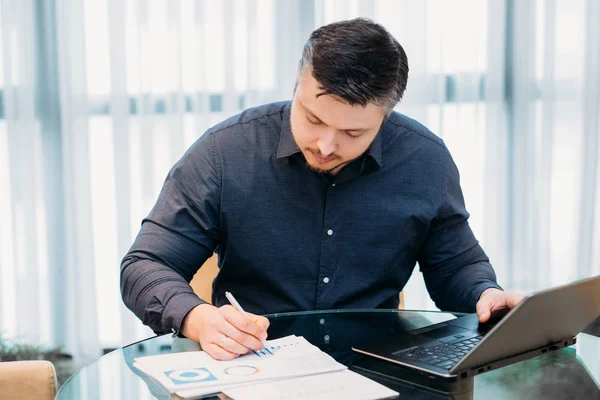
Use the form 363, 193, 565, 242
120, 101, 502, 335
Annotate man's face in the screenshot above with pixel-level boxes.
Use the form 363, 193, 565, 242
290, 71, 386, 175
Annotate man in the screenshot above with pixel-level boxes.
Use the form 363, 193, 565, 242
121, 18, 523, 361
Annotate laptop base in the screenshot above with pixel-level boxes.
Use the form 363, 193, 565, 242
353, 336, 576, 380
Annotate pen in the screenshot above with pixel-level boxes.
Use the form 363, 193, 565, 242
225, 291, 269, 349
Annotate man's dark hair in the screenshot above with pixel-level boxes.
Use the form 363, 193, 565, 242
298, 18, 409, 114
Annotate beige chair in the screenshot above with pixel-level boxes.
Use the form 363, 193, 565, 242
189, 254, 405, 308
0, 360, 58, 400
189, 254, 220, 303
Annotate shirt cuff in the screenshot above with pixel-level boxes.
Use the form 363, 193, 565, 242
162, 292, 207, 338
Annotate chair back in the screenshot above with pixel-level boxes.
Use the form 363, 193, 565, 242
0, 360, 58, 400
189, 254, 219, 303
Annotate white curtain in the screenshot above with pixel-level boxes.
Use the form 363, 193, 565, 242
508, 0, 600, 293
0, 0, 598, 366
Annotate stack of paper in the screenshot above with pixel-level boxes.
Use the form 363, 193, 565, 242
133, 335, 398, 399
220, 370, 399, 400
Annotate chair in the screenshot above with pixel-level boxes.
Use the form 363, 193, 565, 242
189, 254, 220, 303
0, 360, 58, 400
189, 254, 405, 308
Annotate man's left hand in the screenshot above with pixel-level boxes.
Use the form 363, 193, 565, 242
476, 288, 525, 323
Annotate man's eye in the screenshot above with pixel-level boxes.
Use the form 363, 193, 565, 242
307, 117, 322, 125
346, 131, 361, 139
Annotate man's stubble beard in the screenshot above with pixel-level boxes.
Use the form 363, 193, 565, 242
289, 113, 366, 174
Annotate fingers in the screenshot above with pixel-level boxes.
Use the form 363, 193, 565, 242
252, 314, 270, 331
505, 293, 525, 309
217, 329, 253, 355
477, 306, 491, 323
218, 318, 264, 351
192, 304, 270, 360
203, 342, 239, 361
476, 291, 525, 323
221, 305, 268, 342
478, 312, 490, 323
204, 322, 259, 359
476, 294, 493, 323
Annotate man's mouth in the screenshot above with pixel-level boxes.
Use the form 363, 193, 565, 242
312, 153, 336, 163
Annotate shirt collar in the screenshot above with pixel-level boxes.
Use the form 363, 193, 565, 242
366, 127, 383, 168
277, 102, 301, 158
277, 101, 383, 168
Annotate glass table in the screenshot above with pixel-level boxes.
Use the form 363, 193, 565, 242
56, 310, 600, 399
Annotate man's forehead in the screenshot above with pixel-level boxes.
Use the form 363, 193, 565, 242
297, 95, 383, 131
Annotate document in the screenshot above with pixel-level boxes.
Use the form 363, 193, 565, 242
133, 335, 345, 397
221, 370, 399, 400
134, 335, 398, 399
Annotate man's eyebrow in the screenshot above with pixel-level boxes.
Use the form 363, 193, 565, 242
301, 101, 369, 132
343, 127, 369, 133
301, 102, 326, 125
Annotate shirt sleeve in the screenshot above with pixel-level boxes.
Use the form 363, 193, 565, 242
120, 131, 221, 335
417, 147, 502, 313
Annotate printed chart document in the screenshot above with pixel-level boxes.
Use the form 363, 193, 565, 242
221, 370, 399, 400
133, 335, 346, 398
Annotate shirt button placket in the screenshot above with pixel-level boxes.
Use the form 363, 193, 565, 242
318, 186, 336, 309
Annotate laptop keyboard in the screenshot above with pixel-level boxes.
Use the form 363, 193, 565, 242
393, 334, 483, 369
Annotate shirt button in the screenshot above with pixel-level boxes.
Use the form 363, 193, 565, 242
320, 318, 325, 325
327, 229, 333, 236
324, 335, 330, 341
331, 183, 336, 187
323, 277, 330, 284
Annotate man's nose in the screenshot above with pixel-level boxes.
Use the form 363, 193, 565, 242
316, 131, 336, 156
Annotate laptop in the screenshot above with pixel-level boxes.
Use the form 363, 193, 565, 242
352, 275, 600, 380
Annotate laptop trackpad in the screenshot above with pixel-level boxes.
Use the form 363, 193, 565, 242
409, 323, 469, 340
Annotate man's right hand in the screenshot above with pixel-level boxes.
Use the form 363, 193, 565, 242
180, 303, 270, 360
